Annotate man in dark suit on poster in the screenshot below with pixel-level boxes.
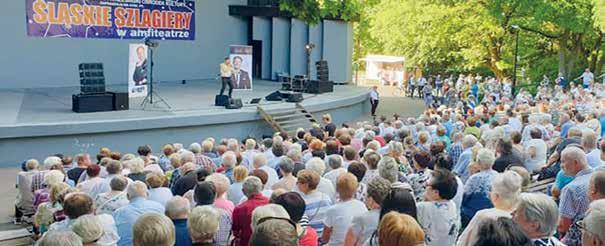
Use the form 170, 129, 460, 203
231, 56, 251, 89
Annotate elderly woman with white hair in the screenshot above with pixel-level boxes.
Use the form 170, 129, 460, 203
190, 142, 216, 173
458, 170, 523, 246
125, 157, 147, 182
512, 193, 564, 245
582, 199, 605, 246
204, 173, 235, 214
15, 159, 40, 224
72, 214, 105, 245
221, 151, 237, 183
188, 205, 221, 245
460, 148, 498, 227
305, 157, 336, 201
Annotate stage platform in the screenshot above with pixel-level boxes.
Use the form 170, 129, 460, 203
0, 80, 370, 167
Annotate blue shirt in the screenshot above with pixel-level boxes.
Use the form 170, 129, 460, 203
453, 148, 473, 182
559, 168, 593, 244
600, 116, 605, 137
113, 197, 165, 246
443, 121, 454, 137
173, 219, 193, 246
560, 121, 574, 138
461, 170, 497, 220
448, 143, 464, 166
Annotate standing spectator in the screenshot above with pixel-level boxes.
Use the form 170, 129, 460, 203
132, 213, 175, 246
458, 171, 522, 246
231, 176, 269, 246
146, 173, 173, 207
453, 135, 478, 182
228, 166, 248, 204
512, 193, 564, 245
416, 169, 460, 246
272, 157, 297, 191
95, 176, 129, 215
272, 192, 319, 246
558, 147, 594, 246
460, 148, 498, 226
323, 114, 337, 137
296, 170, 333, 237
189, 205, 221, 246
113, 181, 165, 246
323, 173, 367, 246
377, 212, 425, 246
165, 197, 192, 246
581, 200, 605, 246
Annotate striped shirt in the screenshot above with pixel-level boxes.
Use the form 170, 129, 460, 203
300, 190, 332, 236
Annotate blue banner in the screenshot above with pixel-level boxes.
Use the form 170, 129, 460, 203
26, 0, 195, 40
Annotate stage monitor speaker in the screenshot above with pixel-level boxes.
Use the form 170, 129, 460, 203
226, 98, 243, 109
286, 93, 304, 103
265, 91, 283, 101
250, 98, 261, 104
215, 95, 230, 106
72, 93, 114, 113
307, 80, 334, 94
79, 63, 106, 94
111, 92, 129, 111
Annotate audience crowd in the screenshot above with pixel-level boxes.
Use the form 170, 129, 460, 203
16, 77, 605, 246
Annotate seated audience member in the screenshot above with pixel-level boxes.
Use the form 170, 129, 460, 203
228, 166, 248, 204
113, 181, 164, 246
508, 166, 531, 191
158, 144, 175, 172
37, 230, 83, 246
377, 212, 425, 246
272, 157, 297, 191
345, 177, 391, 246
34, 183, 70, 234
347, 161, 368, 202
125, 158, 147, 182
67, 154, 91, 184
189, 181, 231, 245
95, 176, 129, 215
461, 148, 498, 225
165, 196, 192, 246
557, 146, 594, 245
588, 170, 605, 201
583, 130, 602, 168
133, 213, 175, 246
273, 192, 319, 246
71, 214, 104, 246
172, 163, 201, 196
33, 170, 65, 213
512, 193, 564, 245
323, 173, 367, 246
15, 159, 39, 224
408, 151, 433, 201
582, 199, 605, 246
188, 205, 221, 246
220, 151, 237, 183
48, 192, 119, 245
305, 157, 336, 200
232, 176, 269, 246
453, 135, 478, 182
145, 173, 173, 207
253, 153, 279, 189
296, 169, 333, 237
251, 204, 290, 229
473, 217, 532, 246
416, 169, 460, 246
493, 138, 524, 172
323, 155, 347, 187
249, 216, 298, 246
524, 128, 548, 173
190, 142, 216, 173
205, 173, 234, 214
458, 171, 522, 246
360, 152, 381, 185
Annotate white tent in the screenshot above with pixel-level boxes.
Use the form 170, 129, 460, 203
363, 55, 405, 85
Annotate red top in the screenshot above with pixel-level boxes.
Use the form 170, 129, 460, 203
299, 226, 319, 246
231, 193, 269, 246
374, 136, 386, 146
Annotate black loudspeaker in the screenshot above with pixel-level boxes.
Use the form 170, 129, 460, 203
226, 98, 243, 109
79, 63, 106, 94
285, 92, 304, 103
307, 80, 334, 94
265, 91, 283, 101
111, 92, 129, 111
215, 95, 230, 106
316, 60, 329, 82
72, 93, 114, 113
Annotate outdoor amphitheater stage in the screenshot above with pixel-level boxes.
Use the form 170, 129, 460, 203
0, 79, 370, 167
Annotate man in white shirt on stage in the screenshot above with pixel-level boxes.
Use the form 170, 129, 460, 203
370, 86, 379, 117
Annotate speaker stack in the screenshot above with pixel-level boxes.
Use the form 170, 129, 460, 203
307, 60, 334, 94
316, 60, 329, 82
73, 63, 127, 113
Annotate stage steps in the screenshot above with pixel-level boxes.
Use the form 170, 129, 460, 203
257, 104, 318, 135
